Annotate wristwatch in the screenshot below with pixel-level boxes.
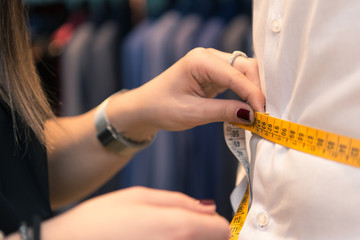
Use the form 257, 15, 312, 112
94, 91, 154, 156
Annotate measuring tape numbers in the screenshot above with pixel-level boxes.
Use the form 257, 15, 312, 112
228, 184, 250, 240
224, 121, 252, 240
224, 112, 360, 240
236, 112, 360, 168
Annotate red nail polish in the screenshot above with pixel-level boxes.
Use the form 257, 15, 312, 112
237, 109, 250, 121
199, 199, 215, 206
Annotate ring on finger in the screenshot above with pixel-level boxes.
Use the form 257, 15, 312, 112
228, 50, 248, 66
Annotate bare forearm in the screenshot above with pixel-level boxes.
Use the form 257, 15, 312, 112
45, 89, 161, 209
45, 110, 131, 209
6, 187, 227, 240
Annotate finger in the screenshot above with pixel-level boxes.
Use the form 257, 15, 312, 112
185, 48, 265, 112
132, 206, 230, 240
166, 208, 230, 240
206, 48, 261, 89
184, 97, 255, 125
123, 187, 217, 214
185, 212, 230, 240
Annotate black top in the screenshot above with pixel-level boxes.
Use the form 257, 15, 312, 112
0, 101, 53, 235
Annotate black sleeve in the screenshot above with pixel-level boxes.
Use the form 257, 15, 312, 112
0, 102, 53, 235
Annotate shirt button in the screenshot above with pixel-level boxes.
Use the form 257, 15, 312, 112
257, 212, 269, 230
271, 19, 281, 33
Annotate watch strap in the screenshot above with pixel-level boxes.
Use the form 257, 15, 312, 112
94, 91, 154, 156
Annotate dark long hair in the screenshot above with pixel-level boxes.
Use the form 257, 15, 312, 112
0, 0, 54, 144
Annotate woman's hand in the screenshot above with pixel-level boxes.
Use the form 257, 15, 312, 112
44, 48, 264, 208
107, 48, 265, 141
41, 187, 230, 240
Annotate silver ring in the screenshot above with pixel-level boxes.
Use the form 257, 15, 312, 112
228, 50, 248, 66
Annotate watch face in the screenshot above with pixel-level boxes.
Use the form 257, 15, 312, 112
97, 125, 117, 146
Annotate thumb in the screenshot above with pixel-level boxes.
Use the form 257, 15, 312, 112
194, 98, 255, 125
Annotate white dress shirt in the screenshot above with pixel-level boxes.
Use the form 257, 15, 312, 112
232, 1, 360, 239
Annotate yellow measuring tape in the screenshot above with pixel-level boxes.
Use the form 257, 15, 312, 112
227, 112, 360, 240
237, 112, 360, 168
229, 185, 250, 240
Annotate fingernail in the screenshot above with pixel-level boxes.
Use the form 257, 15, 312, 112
199, 199, 216, 206
237, 109, 250, 122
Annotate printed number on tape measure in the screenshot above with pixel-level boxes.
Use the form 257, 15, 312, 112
235, 112, 360, 168
224, 122, 252, 240
225, 112, 360, 240
228, 185, 250, 240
